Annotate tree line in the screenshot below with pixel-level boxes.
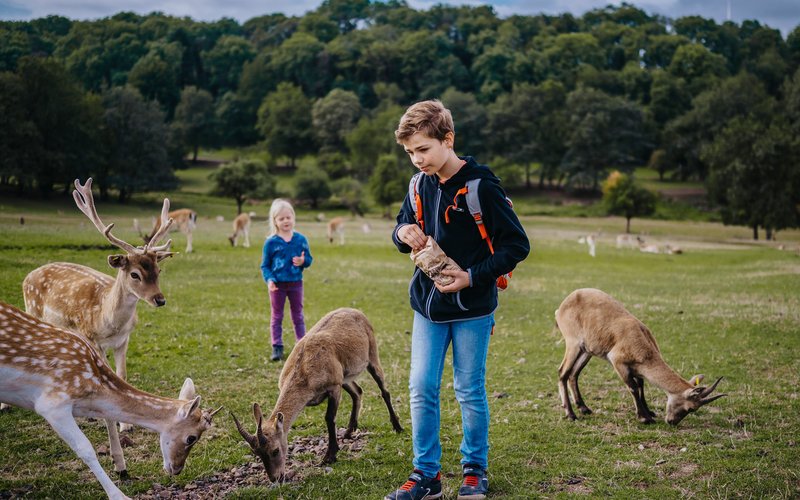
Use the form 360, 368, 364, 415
1, 0, 798, 236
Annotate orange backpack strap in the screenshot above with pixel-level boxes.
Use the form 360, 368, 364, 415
408, 172, 425, 231
464, 179, 513, 290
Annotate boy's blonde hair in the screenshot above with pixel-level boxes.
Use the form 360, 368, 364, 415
395, 99, 454, 144
268, 198, 295, 237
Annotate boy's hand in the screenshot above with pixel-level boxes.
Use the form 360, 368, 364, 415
398, 224, 427, 251
268, 281, 278, 292
435, 269, 469, 293
292, 251, 305, 267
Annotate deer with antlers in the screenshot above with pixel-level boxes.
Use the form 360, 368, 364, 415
0, 302, 221, 500
136, 207, 197, 253
13, 178, 175, 475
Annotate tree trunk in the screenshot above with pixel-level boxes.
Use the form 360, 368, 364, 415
192, 144, 199, 163
236, 197, 243, 215
752, 224, 758, 240
766, 227, 773, 240
626, 217, 632, 234
525, 162, 532, 190
538, 165, 546, 190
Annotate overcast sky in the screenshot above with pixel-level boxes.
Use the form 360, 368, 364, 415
1, 0, 797, 36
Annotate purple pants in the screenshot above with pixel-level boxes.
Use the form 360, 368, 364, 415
269, 281, 305, 347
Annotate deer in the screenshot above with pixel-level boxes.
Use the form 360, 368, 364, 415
0, 301, 221, 500
555, 288, 725, 425
327, 217, 345, 245
16, 177, 174, 474
231, 307, 404, 483
136, 207, 197, 253
228, 212, 251, 248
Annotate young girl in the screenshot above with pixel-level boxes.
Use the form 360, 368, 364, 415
260, 199, 313, 361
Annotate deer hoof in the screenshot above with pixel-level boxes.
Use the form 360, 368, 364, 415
579, 406, 593, 415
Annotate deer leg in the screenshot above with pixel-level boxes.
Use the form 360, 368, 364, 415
104, 418, 128, 476
558, 343, 581, 420
569, 351, 593, 415
112, 344, 133, 433
243, 228, 250, 248
185, 231, 193, 253
341, 381, 362, 438
42, 406, 130, 500
322, 386, 341, 464
636, 376, 656, 418
367, 363, 403, 432
612, 363, 654, 424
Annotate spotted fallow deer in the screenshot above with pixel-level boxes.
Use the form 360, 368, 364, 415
16, 178, 174, 474
228, 212, 251, 248
138, 208, 197, 253
555, 288, 725, 425
0, 302, 221, 500
232, 308, 403, 482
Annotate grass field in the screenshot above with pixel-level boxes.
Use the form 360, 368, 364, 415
1, 187, 799, 499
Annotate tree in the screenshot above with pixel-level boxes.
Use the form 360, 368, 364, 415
561, 87, 652, 191
173, 86, 216, 163
201, 35, 255, 96
294, 164, 331, 209
602, 170, 656, 233
312, 88, 362, 153
345, 104, 405, 181
101, 86, 177, 202
257, 83, 314, 167
331, 177, 366, 216
127, 42, 182, 116
369, 154, 407, 217
702, 116, 799, 240
209, 159, 275, 214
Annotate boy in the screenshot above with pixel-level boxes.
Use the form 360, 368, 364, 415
386, 100, 530, 500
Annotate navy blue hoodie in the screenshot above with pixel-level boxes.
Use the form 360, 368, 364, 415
392, 157, 530, 322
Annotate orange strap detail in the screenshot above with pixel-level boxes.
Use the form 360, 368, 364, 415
444, 187, 468, 224
414, 191, 424, 231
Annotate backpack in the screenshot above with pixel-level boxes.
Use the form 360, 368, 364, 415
408, 172, 513, 290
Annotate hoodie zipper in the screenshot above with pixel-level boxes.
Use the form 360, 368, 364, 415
425, 186, 443, 319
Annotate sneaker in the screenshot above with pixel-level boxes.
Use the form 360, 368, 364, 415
270, 345, 283, 361
384, 470, 442, 500
457, 464, 488, 500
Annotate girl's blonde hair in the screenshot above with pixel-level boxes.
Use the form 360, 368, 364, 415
268, 198, 295, 237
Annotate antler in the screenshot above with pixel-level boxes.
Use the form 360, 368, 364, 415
143, 198, 174, 252
73, 178, 140, 255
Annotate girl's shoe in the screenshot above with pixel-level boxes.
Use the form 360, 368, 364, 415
270, 345, 284, 361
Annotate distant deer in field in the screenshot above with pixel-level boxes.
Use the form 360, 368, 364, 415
0, 302, 221, 500
136, 207, 197, 253
232, 308, 403, 482
555, 288, 725, 425
327, 217, 345, 245
16, 178, 174, 474
228, 212, 251, 248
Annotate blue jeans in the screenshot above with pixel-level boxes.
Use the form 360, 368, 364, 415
409, 311, 493, 478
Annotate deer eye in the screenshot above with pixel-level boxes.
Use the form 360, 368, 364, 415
130, 272, 141, 281
185, 435, 197, 445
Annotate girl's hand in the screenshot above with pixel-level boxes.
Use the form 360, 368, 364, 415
268, 281, 278, 292
292, 251, 305, 267
435, 269, 470, 293
398, 224, 427, 251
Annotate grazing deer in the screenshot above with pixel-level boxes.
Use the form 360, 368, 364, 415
137, 208, 197, 253
636, 236, 659, 254
555, 288, 725, 425
0, 302, 221, 500
17, 178, 174, 472
228, 212, 251, 248
232, 308, 403, 482
616, 234, 636, 249
327, 217, 345, 245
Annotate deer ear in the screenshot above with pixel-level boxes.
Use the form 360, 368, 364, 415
179, 396, 202, 419
179, 378, 196, 400
688, 374, 705, 386
108, 255, 127, 268
275, 412, 285, 433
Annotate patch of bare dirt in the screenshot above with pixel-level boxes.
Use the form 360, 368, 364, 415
137, 429, 370, 499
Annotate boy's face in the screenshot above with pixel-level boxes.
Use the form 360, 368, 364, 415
402, 131, 454, 177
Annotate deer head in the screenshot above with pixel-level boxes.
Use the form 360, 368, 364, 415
232, 403, 288, 482
73, 178, 174, 307
666, 375, 726, 425
160, 378, 223, 475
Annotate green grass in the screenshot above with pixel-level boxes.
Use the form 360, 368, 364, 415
1, 191, 799, 498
